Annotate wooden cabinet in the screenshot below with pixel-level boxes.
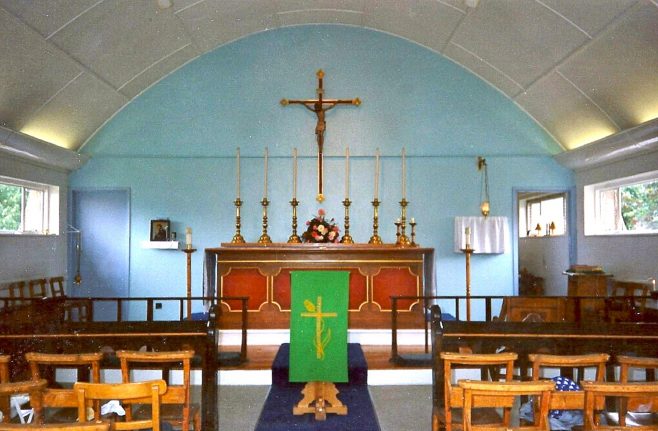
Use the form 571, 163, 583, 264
564, 271, 612, 319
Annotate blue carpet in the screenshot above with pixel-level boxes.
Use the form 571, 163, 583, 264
254, 343, 381, 431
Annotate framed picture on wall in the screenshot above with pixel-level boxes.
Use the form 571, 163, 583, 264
150, 219, 170, 241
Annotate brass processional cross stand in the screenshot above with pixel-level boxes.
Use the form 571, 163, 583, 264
281, 70, 360, 202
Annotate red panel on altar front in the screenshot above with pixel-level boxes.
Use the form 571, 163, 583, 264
221, 268, 267, 311
272, 268, 368, 312
372, 267, 419, 311
272, 269, 293, 310
348, 271, 367, 311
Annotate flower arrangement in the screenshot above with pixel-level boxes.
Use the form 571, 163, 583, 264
303, 209, 340, 243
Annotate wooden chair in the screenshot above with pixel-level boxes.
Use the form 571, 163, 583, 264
0, 422, 110, 431
616, 355, 658, 426
439, 352, 518, 431
458, 380, 554, 431
528, 353, 609, 423
0, 356, 9, 420
27, 279, 47, 299
116, 350, 200, 431
74, 380, 167, 431
25, 352, 103, 423
49, 277, 65, 298
0, 379, 47, 424
0, 356, 9, 383
582, 381, 658, 430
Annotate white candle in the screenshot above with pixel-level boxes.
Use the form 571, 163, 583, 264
236, 147, 241, 199
465, 226, 471, 248
293, 147, 298, 199
345, 146, 350, 199
411, 217, 415, 224
263, 147, 268, 199
401, 147, 406, 199
374, 148, 380, 200
185, 227, 192, 246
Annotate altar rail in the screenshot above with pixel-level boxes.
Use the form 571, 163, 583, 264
391, 294, 658, 365
429, 303, 658, 431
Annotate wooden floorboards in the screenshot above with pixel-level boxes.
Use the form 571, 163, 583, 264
220, 344, 430, 371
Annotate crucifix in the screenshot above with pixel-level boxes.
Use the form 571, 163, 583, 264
281, 70, 361, 202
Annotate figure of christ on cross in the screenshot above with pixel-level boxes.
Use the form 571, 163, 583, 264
281, 70, 361, 202
301, 296, 337, 360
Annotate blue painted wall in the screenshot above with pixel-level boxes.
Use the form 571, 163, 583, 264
71, 25, 573, 316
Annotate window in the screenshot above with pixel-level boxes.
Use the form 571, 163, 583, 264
0, 176, 59, 235
518, 192, 567, 237
585, 170, 658, 235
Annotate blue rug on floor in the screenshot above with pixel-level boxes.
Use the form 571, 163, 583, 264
254, 343, 380, 431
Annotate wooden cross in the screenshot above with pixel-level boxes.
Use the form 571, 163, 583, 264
281, 70, 360, 202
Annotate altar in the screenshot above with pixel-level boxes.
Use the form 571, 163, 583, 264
205, 243, 435, 329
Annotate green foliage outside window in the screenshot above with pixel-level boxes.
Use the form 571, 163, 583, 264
0, 183, 21, 231
621, 180, 658, 231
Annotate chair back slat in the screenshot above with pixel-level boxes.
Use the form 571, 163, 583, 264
25, 352, 104, 413
582, 381, 658, 431
74, 380, 166, 431
439, 352, 518, 431
459, 380, 554, 431
116, 350, 199, 431
0, 422, 111, 431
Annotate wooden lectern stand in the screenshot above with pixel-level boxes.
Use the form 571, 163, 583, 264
293, 381, 347, 420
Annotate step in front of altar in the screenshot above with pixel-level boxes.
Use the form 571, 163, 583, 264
271, 343, 368, 387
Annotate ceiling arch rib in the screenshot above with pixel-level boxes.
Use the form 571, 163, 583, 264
0, 0, 656, 153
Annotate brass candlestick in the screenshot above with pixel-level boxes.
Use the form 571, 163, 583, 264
461, 246, 474, 321
340, 198, 354, 244
396, 199, 411, 246
258, 197, 272, 244
231, 198, 245, 244
182, 248, 197, 320
288, 198, 302, 243
410, 219, 417, 247
369, 198, 383, 245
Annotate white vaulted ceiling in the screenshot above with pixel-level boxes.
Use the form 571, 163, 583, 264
1, 0, 657, 152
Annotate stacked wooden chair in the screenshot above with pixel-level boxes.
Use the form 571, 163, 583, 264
74, 380, 167, 431
25, 352, 103, 423
582, 381, 658, 430
437, 352, 518, 431
116, 350, 200, 431
459, 380, 554, 431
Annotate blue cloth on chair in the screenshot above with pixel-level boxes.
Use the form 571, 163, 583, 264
518, 376, 583, 430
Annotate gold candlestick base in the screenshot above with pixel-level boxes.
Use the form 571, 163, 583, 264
231, 198, 245, 244
340, 234, 354, 244
258, 197, 272, 244
396, 198, 411, 247
369, 198, 383, 245
396, 234, 411, 246
340, 198, 354, 244
288, 198, 302, 243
